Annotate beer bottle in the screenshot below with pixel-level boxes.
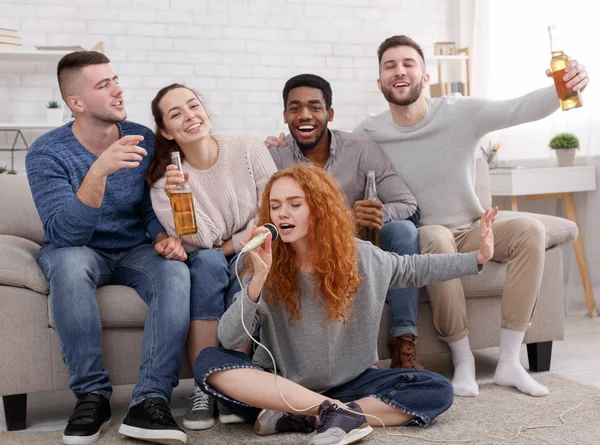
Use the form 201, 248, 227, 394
548, 25, 583, 111
169, 151, 197, 235
359, 170, 381, 246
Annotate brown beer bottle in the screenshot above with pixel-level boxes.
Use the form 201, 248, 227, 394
359, 170, 381, 246
169, 151, 197, 236
548, 25, 583, 111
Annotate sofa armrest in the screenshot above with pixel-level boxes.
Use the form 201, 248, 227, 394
0, 234, 48, 294
495, 210, 578, 249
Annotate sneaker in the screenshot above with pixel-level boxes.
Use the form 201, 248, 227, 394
118, 397, 187, 445
183, 387, 215, 430
217, 401, 245, 424
389, 334, 425, 370
255, 409, 317, 436
308, 400, 372, 445
63, 393, 111, 445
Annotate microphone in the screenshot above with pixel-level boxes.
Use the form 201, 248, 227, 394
240, 223, 279, 254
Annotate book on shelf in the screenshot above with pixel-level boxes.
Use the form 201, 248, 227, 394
34, 45, 85, 51
0, 28, 18, 38
0, 35, 22, 45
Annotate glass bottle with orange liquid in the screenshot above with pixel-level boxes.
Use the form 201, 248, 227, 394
359, 170, 381, 246
169, 151, 197, 235
548, 25, 583, 111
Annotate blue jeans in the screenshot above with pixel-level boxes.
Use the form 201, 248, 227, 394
187, 249, 241, 321
38, 243, 190, 407
194, 347, 453, 426
380, 220, 420, 338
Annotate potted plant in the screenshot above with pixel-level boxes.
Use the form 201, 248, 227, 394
549, 133, 579, 167
46, 100, 63, 126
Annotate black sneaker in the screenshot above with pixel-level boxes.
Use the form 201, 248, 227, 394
308, 400, 372, 445
118, 397, 187, 445
255, 409, 317, 435
63, 393, 111, 445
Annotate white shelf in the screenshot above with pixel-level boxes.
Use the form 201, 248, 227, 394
0, 48, 72, 62
425, 54, 469, 61
0, 123, 60, 130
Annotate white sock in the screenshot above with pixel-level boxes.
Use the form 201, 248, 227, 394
448, 336, 479, 397
493, 328, 549, 397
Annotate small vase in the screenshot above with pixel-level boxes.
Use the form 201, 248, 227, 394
45, 108, 63, 126
555, 149, 577, 167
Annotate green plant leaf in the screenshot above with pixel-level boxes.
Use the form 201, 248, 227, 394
549, 132, 580, 149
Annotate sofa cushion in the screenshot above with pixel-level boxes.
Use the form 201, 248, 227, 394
0, 234, 48, 294
495, 211, 578, 249
48, 285, 148, 329
0, 176, 44, 245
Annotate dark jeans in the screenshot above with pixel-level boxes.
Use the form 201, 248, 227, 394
38, 243, 190, 407
194, 347, 453, 426
187, 248, 241, 321
380, 220, 421, 337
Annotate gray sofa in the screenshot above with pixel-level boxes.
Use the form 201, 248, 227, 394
0, 161, 578, 430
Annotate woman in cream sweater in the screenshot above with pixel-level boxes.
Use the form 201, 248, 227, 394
147, 83, 277, 431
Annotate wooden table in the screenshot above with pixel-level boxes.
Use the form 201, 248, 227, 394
489, 166, 597, 317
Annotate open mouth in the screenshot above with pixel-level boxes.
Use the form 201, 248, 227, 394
185, 122, 203, 132
296, 124, 316, 137
279, 223, 296, 234
393, 81, 409, 89
112, 100, 124, 108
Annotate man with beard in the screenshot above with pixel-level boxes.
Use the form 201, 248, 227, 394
26, 51, 190, 445
353, 35, 589, 398
266, 74, 424, 371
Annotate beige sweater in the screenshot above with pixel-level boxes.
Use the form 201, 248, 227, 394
151, 135, 278, 253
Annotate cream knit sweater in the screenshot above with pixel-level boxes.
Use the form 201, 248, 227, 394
151, 135, 277, 253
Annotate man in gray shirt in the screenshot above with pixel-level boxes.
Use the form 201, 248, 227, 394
266, 74, 424, 370
354, 35, 589, 398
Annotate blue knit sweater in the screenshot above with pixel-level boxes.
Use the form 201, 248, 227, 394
26, 121, 164, 250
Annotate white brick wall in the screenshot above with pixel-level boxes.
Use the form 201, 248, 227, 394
0, 0, 459, 171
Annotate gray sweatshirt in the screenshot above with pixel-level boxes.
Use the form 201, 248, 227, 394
354, 86, 559, 228
218, 240, 481, 393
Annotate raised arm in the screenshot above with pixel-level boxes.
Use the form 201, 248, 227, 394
384, 208, 497, 288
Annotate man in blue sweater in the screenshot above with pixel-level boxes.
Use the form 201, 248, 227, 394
26, 51, 190, 445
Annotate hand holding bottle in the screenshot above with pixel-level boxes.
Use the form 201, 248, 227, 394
353, 200, 384, 229
164, 164, 189, 193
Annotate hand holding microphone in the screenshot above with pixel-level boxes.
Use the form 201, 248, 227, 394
240, 223, 278, 253
239, 224, 278, 301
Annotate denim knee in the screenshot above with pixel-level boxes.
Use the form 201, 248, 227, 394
380, 220, 420, 255
187, 249, 230, 320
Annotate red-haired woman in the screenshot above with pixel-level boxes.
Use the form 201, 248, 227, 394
195, 165, 497, 445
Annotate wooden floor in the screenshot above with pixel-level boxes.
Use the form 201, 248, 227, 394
1, 315, 599, 432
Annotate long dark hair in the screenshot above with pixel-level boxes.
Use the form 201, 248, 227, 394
146, 83, 205, 186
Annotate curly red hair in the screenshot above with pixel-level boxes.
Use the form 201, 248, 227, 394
247, 165, 362, 325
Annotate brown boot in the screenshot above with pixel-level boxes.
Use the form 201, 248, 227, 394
389, 334, 425, 370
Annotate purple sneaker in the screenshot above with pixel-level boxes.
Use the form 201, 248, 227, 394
308, 400, 373, 445
254, 409, 317, 435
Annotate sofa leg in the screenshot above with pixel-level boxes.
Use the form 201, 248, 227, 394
3, 394, 27, 431
526, 341, 553, 372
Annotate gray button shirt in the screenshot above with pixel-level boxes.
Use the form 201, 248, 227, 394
268, 129, 419, 223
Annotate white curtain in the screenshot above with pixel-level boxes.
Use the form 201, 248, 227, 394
471, 0, 600, 316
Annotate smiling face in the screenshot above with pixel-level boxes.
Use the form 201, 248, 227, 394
284, 86, 333, 151
73, 64, 126, 123
157, 87, 211, 145
377, 45, 429, 106
269, 176, 310, 248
